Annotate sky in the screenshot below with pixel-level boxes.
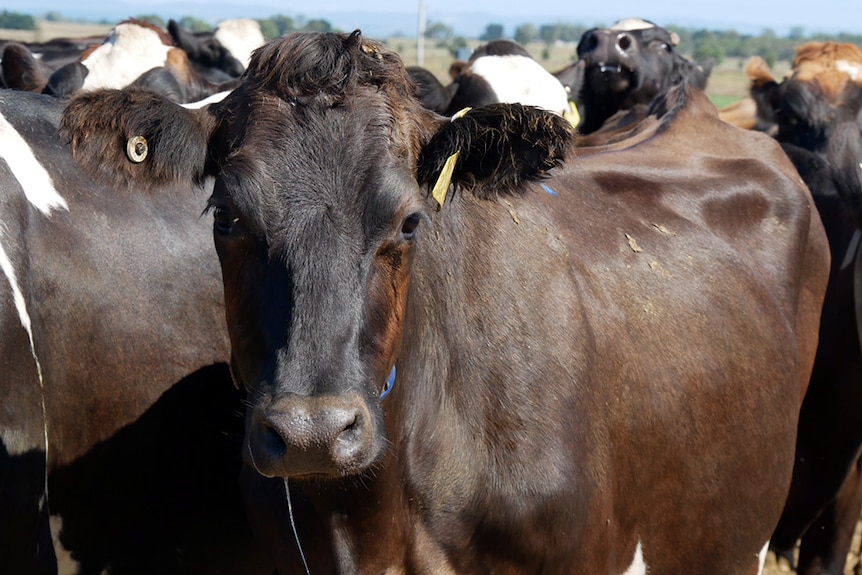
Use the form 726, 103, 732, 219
8, 0, 862, 38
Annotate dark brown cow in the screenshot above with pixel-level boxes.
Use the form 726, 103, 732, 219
61, 30, 829, 574
0, 89, 271, 573
749, 41, 862, 575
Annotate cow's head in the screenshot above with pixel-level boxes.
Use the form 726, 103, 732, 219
749, 42, 862, 153
574, 18, 712, 134
61, 30, 572, 481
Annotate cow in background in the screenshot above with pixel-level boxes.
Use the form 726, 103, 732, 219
60, 30, 829, 574
407, 39, 573, 119
444, 39, 572, 117
559, 18, 712, 134
749, 41, 862, 575
168, 18, 265, 83
39, 19, 238, 102
0, 88, 271, 574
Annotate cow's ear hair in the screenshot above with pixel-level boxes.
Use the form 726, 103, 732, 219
416, 103, 572, 202
61, 87, 217, 191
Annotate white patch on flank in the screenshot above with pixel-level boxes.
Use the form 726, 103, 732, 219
756, 541, 769, 575
0, 230, 49, 460
81, 22, 172, 91
610, 18, 656, 32
621, 540, 648, 575
214, 19, 265, 69
836, 59, 861, 81
469, 54, 570, 116
182, 90, 231, 109
0, 112, 67, 215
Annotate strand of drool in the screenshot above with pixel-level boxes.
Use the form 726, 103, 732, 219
285, 478, 312, 575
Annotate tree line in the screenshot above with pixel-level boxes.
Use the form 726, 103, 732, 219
433, 21, 862, 67
3, 10, 862, 68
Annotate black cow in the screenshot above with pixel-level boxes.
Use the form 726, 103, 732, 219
61, 30, 829, 574
561, 18, 713, 134
0, 88, 271, 573
749, 41, 862, 575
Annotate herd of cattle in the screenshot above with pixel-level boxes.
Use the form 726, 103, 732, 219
0, 13, 860, 575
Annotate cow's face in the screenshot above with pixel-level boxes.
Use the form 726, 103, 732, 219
203, 33, 437, 480
750, 43, 862, 153
577, 20, 680, 106
61, 31, 572, 482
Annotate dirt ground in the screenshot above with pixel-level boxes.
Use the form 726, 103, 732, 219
762, 517, 862, 574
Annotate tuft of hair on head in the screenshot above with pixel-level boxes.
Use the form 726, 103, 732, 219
240, 30, 413, 108
417, 103, 573, 201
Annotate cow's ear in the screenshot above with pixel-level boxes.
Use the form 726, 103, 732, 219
416, 103, 572, 205
61, 87, 218, 191
746, 56, 781, 125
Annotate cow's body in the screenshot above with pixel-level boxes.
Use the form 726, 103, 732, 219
0, 89, 269, 574
749, 41, 862, 575
61, 31, 829, 574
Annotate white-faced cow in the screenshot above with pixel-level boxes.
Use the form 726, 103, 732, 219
0, 89, 272, 573
561, 18, 713, 134
748, 41, 862, 575
41, 19, 238, 102
60, 30, 829, 574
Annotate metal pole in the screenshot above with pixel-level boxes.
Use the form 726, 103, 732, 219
417, 0, 426, 66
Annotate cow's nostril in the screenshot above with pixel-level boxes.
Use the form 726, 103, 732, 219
617, 34, 632, 51
579, 31, 598, 55
260, 421, 287, 456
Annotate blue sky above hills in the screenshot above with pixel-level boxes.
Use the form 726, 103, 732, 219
6, 0, 861, 38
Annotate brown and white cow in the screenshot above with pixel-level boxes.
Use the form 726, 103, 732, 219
0, 88, 271, 573
748, 41, 862, 575
61, 30, 829, 574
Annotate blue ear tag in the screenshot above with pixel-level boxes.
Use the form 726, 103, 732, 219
381, 366, 396, 399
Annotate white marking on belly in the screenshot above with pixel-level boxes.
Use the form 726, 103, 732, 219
756, 541, 769, 575
51, 515, 84, 575
0, 113, 68, 215
622, 540, 648, 575
469, 54, 569, 116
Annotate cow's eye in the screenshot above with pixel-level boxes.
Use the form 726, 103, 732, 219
401, 213, 422, 239
213, 206, 238, 234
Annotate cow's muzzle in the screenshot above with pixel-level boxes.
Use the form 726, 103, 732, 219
246, 392, 380, 478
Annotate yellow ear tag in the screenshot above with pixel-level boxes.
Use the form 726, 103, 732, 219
430, 107, 472, 211
431, 151, 459, 210
564, 101, 581, 127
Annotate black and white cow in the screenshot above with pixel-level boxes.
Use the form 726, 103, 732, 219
0, 87, 270, 574
168, 18, 265, 83
561, 18, 713, 134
